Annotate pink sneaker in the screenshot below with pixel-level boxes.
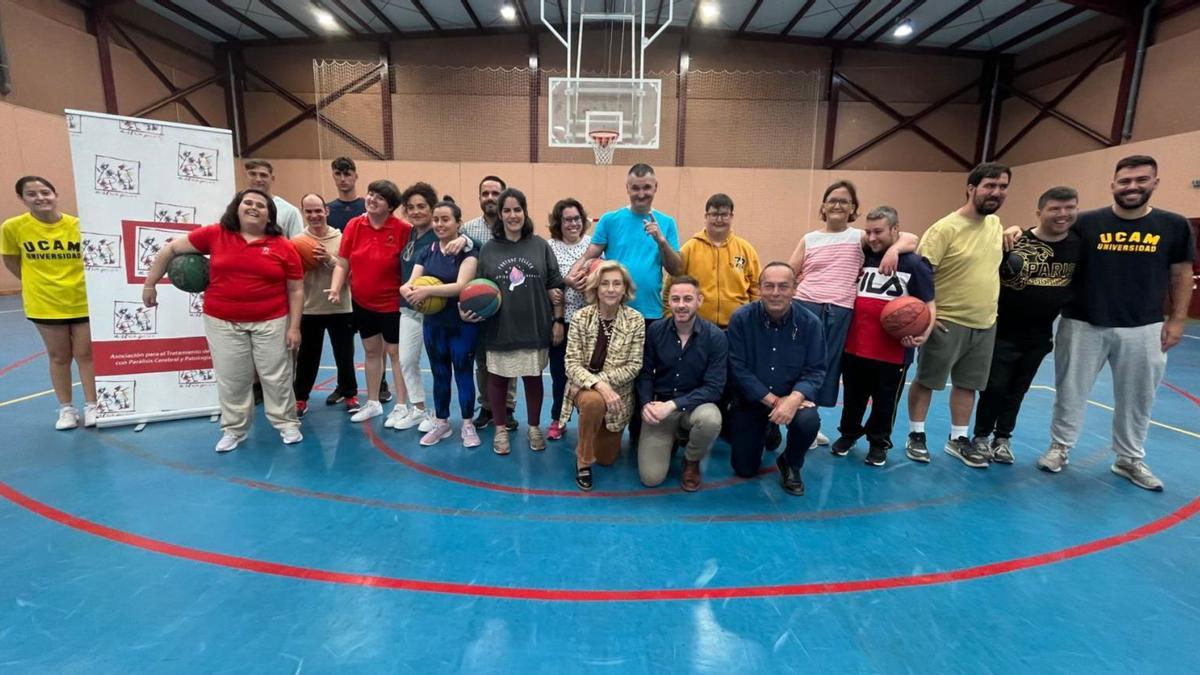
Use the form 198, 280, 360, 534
419, 419, 453, 446
547, 420, 565, 441
461, 422, 481, 448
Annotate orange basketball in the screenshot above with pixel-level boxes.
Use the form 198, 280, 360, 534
880, 296, 931, 340
291, 235, 322, 272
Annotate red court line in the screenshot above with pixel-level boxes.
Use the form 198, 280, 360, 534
1163, 381, 1200, 408
0, 351, 46, 378
2, 479, 1196, 602
366, 425, 774, 498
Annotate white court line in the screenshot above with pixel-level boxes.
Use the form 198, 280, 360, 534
0, 309, 26, 314
0, 381, 79, 408
1028, 384, 1200, 440
1183, 335, 1199, 341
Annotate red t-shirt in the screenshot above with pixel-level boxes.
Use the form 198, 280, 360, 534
187, 224, 303, 322
338, 214, 411, 312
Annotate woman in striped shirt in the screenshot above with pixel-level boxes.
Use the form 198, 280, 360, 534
788, 180, 917, 446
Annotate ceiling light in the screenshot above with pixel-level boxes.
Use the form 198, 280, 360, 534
700, 3, 720, 22
313, 8, 338, 31
500, 5, 517, 21
892, 20, 913, 38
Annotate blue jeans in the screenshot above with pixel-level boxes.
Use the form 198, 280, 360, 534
797, 301, 852, 408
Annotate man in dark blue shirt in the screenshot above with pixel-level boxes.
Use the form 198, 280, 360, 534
636, 276, 728, 492
326, 157, 367, 232
727, 262, 826, 495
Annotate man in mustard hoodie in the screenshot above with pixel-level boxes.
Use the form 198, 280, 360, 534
675, 193, 762, 328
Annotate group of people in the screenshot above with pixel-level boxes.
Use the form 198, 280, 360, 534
2, 153, 1193, 495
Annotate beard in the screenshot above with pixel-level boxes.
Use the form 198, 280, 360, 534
1113, 189, 1151, 209
975, 196, 1003, 216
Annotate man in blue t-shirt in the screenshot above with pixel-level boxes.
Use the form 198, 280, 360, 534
326, 157, 366, 232
567, 163, 682, 448
567, 163, 682, 320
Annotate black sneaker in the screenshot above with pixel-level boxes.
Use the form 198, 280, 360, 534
473, 408, 494, 429
505, 408, 518, 431
775, 454, 805, 496
379, 385, 393, 404
905, 432, 930, 463
324, 389, 346, 406
831, 435, 855, 457
865, 443, 887, 467
575, 466, 593, 491
252, 382, 264, 406
945, 436, 989, 468
765, 424, 782, 451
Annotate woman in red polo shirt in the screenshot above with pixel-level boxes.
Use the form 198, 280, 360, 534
143, 188, 304, 453
326, 179, 411, 424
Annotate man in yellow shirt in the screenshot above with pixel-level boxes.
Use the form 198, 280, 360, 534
905, 163, 1009, 468
674, 193, 761, 329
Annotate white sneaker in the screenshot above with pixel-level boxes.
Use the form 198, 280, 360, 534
816, 431, 830, 446
83, 402, 99, 427
383, 404, 409, 429
55, 405, 79, 430
394, 405, 424, 430
416, 408, 438, 433
280, 427, 303, 444
350, 400, 384, 423
215, 432, 243, 453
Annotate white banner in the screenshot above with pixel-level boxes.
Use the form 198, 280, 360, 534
66, 110, 235, 427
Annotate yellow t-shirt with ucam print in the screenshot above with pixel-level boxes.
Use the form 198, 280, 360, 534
917, 211, 1003, 329
0, 213, 89, 320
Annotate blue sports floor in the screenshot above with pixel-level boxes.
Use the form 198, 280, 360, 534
1, 292, 1198, 673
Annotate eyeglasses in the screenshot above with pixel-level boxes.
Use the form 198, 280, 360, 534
824, 198, 853, 207
562, 216, 584, 223
705, 211, 733, 219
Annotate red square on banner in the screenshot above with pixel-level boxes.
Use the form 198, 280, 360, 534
122, 220, 200, 286
93, 336, 213, 376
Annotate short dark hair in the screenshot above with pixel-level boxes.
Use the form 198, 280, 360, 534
433, 195, 461, 222
759, 261, 796, 283
330, 157, 356, 173
628, 163, 655, 178
15, 176, 56, 197
821, 180, 860, 222
705, 193, 734, 213
479, 175, 506, 192
1037, 186, 1079, 209
244, 159, 274, 174
667, 275, 702, 294
967, 162, 1011, 187
548, 198, 590, 241
366, 179, 402, 211
492, 187, 534, 240
401, 181, 438, 210
220, 188, 281, 236
1114, 154, 1157, 175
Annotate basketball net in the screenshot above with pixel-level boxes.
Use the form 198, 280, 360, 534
589, 130, 618, 165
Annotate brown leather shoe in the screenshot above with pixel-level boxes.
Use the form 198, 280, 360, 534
681, 459, 702, 492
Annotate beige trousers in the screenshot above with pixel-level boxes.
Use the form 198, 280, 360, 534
204, 315, 299, 437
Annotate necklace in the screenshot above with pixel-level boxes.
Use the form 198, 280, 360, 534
599, 317, 616, 341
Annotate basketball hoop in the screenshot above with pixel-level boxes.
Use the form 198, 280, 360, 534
588, 130, 619, 165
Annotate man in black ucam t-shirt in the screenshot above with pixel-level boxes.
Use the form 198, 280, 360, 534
1019, 155, 1194, 491
973, 187, 1081, 464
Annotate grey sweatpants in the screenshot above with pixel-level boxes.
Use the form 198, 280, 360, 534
1050, 318, 1166, 460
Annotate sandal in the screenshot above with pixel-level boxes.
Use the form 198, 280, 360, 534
493, 427, 510, 455
575, 466, 593, 491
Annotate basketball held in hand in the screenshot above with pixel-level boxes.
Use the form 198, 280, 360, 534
411, 276, 448, 315
459, 278, 502, 319
880, 296, 930, 340
291, 235, 322, 272
167, 253, 209, 293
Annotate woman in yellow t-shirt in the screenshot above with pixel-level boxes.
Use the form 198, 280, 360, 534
1, 176, 97, 430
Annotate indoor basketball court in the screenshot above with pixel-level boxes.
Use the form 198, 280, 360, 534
1, 1, 1199, 672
